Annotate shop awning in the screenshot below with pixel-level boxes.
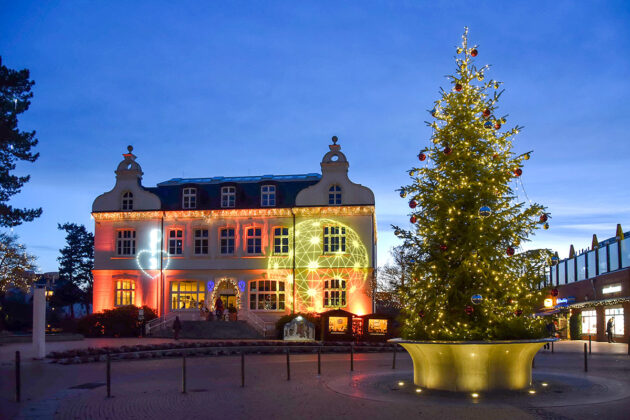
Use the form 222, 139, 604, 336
533, 309, 565, 317
568, 296, 630, 309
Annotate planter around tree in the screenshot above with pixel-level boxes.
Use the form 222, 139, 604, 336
389, 338, 556, 392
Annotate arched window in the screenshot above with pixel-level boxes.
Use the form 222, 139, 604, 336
328, 185, 341, 205
121, 191, 133, 210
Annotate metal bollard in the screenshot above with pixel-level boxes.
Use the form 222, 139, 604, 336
589, 335, 592, 355
317, 347, 321, 376
182, 352, 187, 394
350, 344, 354, 372
392, 345, 397, 370
584, 343, 588, 372
15, 351, 21, 402
286, 349, 291, 381
106, 352, 111, 398
241, 351, 245, 387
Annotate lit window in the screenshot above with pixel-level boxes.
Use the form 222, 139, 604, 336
169, 229, 183, 255
220, 228, 235, 255
328, 185, 341, 205
323, 226, 346, 254
246, 227, 262, 254
115, 280, 135, 306
329, 316, 348, 333
121, 191, 133, 210
116, 230, 136, 255
261, 185, 276, 207
182, 187, 196, 209
221, 186, 236, 208
605, 307, 624, 336
170, 281, 206, 310
273, 227, 289, 255
249, 280, 285, 311
194, 229, 208, 255
324, 279, 346, 307
582, 310, 597, 335
368, 319, 388, 335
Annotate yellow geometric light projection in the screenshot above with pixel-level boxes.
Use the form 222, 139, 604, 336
267, 218, 369, 313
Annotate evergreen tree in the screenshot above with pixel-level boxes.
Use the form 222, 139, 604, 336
0, 233, 37, 292
0, 57, 42, 227
56, 223, 94, 313
394, 29, 549, 341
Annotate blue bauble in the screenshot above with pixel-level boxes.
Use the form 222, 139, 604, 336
471, 294, 483, 305
484, 121, 493, 129
478, 206, 492, 217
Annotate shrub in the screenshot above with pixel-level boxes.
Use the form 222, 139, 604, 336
275, 312, 320, 339
569, 312, 582, 340
77, 305, 157, 337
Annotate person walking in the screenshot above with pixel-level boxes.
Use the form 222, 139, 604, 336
172, 316, 182, 341
606, 317, 615, 343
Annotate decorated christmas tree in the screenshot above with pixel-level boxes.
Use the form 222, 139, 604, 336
394, 29, 550, 341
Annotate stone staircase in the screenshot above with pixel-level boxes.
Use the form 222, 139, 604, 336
150, 320, 264, 339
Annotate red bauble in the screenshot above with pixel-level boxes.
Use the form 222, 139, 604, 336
418, 310, 425, 318
494, 122, 501, 130
514, 168, 523, 177
410, 215, 417, 224
492, 154, 499, 160
455, 83, 463, 92
465, 305, 474, 315
483, 109, 491, 118
506, 247, 515, 256
540, 214, 548, 223
551, 288, 559, 297
409, 200, 417, 209
514, 309, 523, 317
443, 146, 452, 155
439, 244, 447, 251
471, 48, 478, 57
418, 152, 427, 161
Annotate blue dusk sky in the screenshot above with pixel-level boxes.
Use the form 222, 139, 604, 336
1, 1, 629, 272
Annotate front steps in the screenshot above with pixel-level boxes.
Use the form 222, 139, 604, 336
150, 320, 265, 339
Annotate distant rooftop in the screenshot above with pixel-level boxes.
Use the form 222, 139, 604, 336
157, 173, 321, 186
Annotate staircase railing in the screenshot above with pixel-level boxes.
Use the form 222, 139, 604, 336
145, 312, 178, 336
241, 311, 275, 338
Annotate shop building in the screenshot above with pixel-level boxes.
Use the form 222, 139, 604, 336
91, 138, 376, 334
542, 225, 630, 342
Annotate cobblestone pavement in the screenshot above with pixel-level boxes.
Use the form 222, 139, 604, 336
0, 340, 628, 420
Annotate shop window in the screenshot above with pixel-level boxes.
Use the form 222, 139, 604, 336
121, 191, 133, 210
170, 281, 206, 310
323, 226, 346, 254
116, 229, 136, 256
221, 186, 236, 208
246, 227, 262, 254
605, 308, 624, 336
581, 310, 596, 335
368, 319, 388, 335
115, 280, 135, 306
261, 185, 276, 207
249, 280, 285, 311
324, 279, 346, 307
194, 229, 208, 255
182, 188, 196, 209
328, 316, 348, 333
168, 229, 183, 255
220, 228, 235, 255
328, 185, 342, 205
273, 227, 289, 255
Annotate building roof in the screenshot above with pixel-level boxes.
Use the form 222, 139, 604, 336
146, 173, 322, 210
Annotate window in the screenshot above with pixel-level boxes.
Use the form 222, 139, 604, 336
328, 185, 341, 205
368, 319, 388, 335
622, 238, 630, 268
121, 191, 133, 210
249, 280, 285, 310
182, 187, 196, 209
273, 227, 289, 255
221, 186, 236, 208
246, 227, 262, 254
261, 185, 276, 207
609, 242, 619, 271
582, 310, 597, 335
220, 228, 235, 255
194, 229, 208, 255
115, 280, 135, 306
598, 246, 608, 274
558, 261, 566, 285
170, 281, 206, 310
566, 258, 575, 283
323, 226, 346, 254
329, 316, 348, 333
324, 279, 346, 307
587, 250, 597, 278
116, 230, 136, 255
168, 229, 183, 255
605, 307, 624, 336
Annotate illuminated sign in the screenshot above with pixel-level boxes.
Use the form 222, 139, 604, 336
556, 298, 568, 306
602, 284, 622, 294
544, 299, 553, 308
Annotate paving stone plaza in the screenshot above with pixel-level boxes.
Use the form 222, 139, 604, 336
1, 339, 629, 419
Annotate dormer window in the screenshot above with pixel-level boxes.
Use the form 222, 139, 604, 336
121, 191, 133, 210
328, 185, 341, 205
261, 185, 276, 207
221, 186, 236, 208
182, 187, 196, 209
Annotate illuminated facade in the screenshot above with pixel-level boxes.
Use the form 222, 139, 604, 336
92, 140, 376, 326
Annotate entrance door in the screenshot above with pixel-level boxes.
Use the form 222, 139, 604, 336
220, 294, 236, 309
